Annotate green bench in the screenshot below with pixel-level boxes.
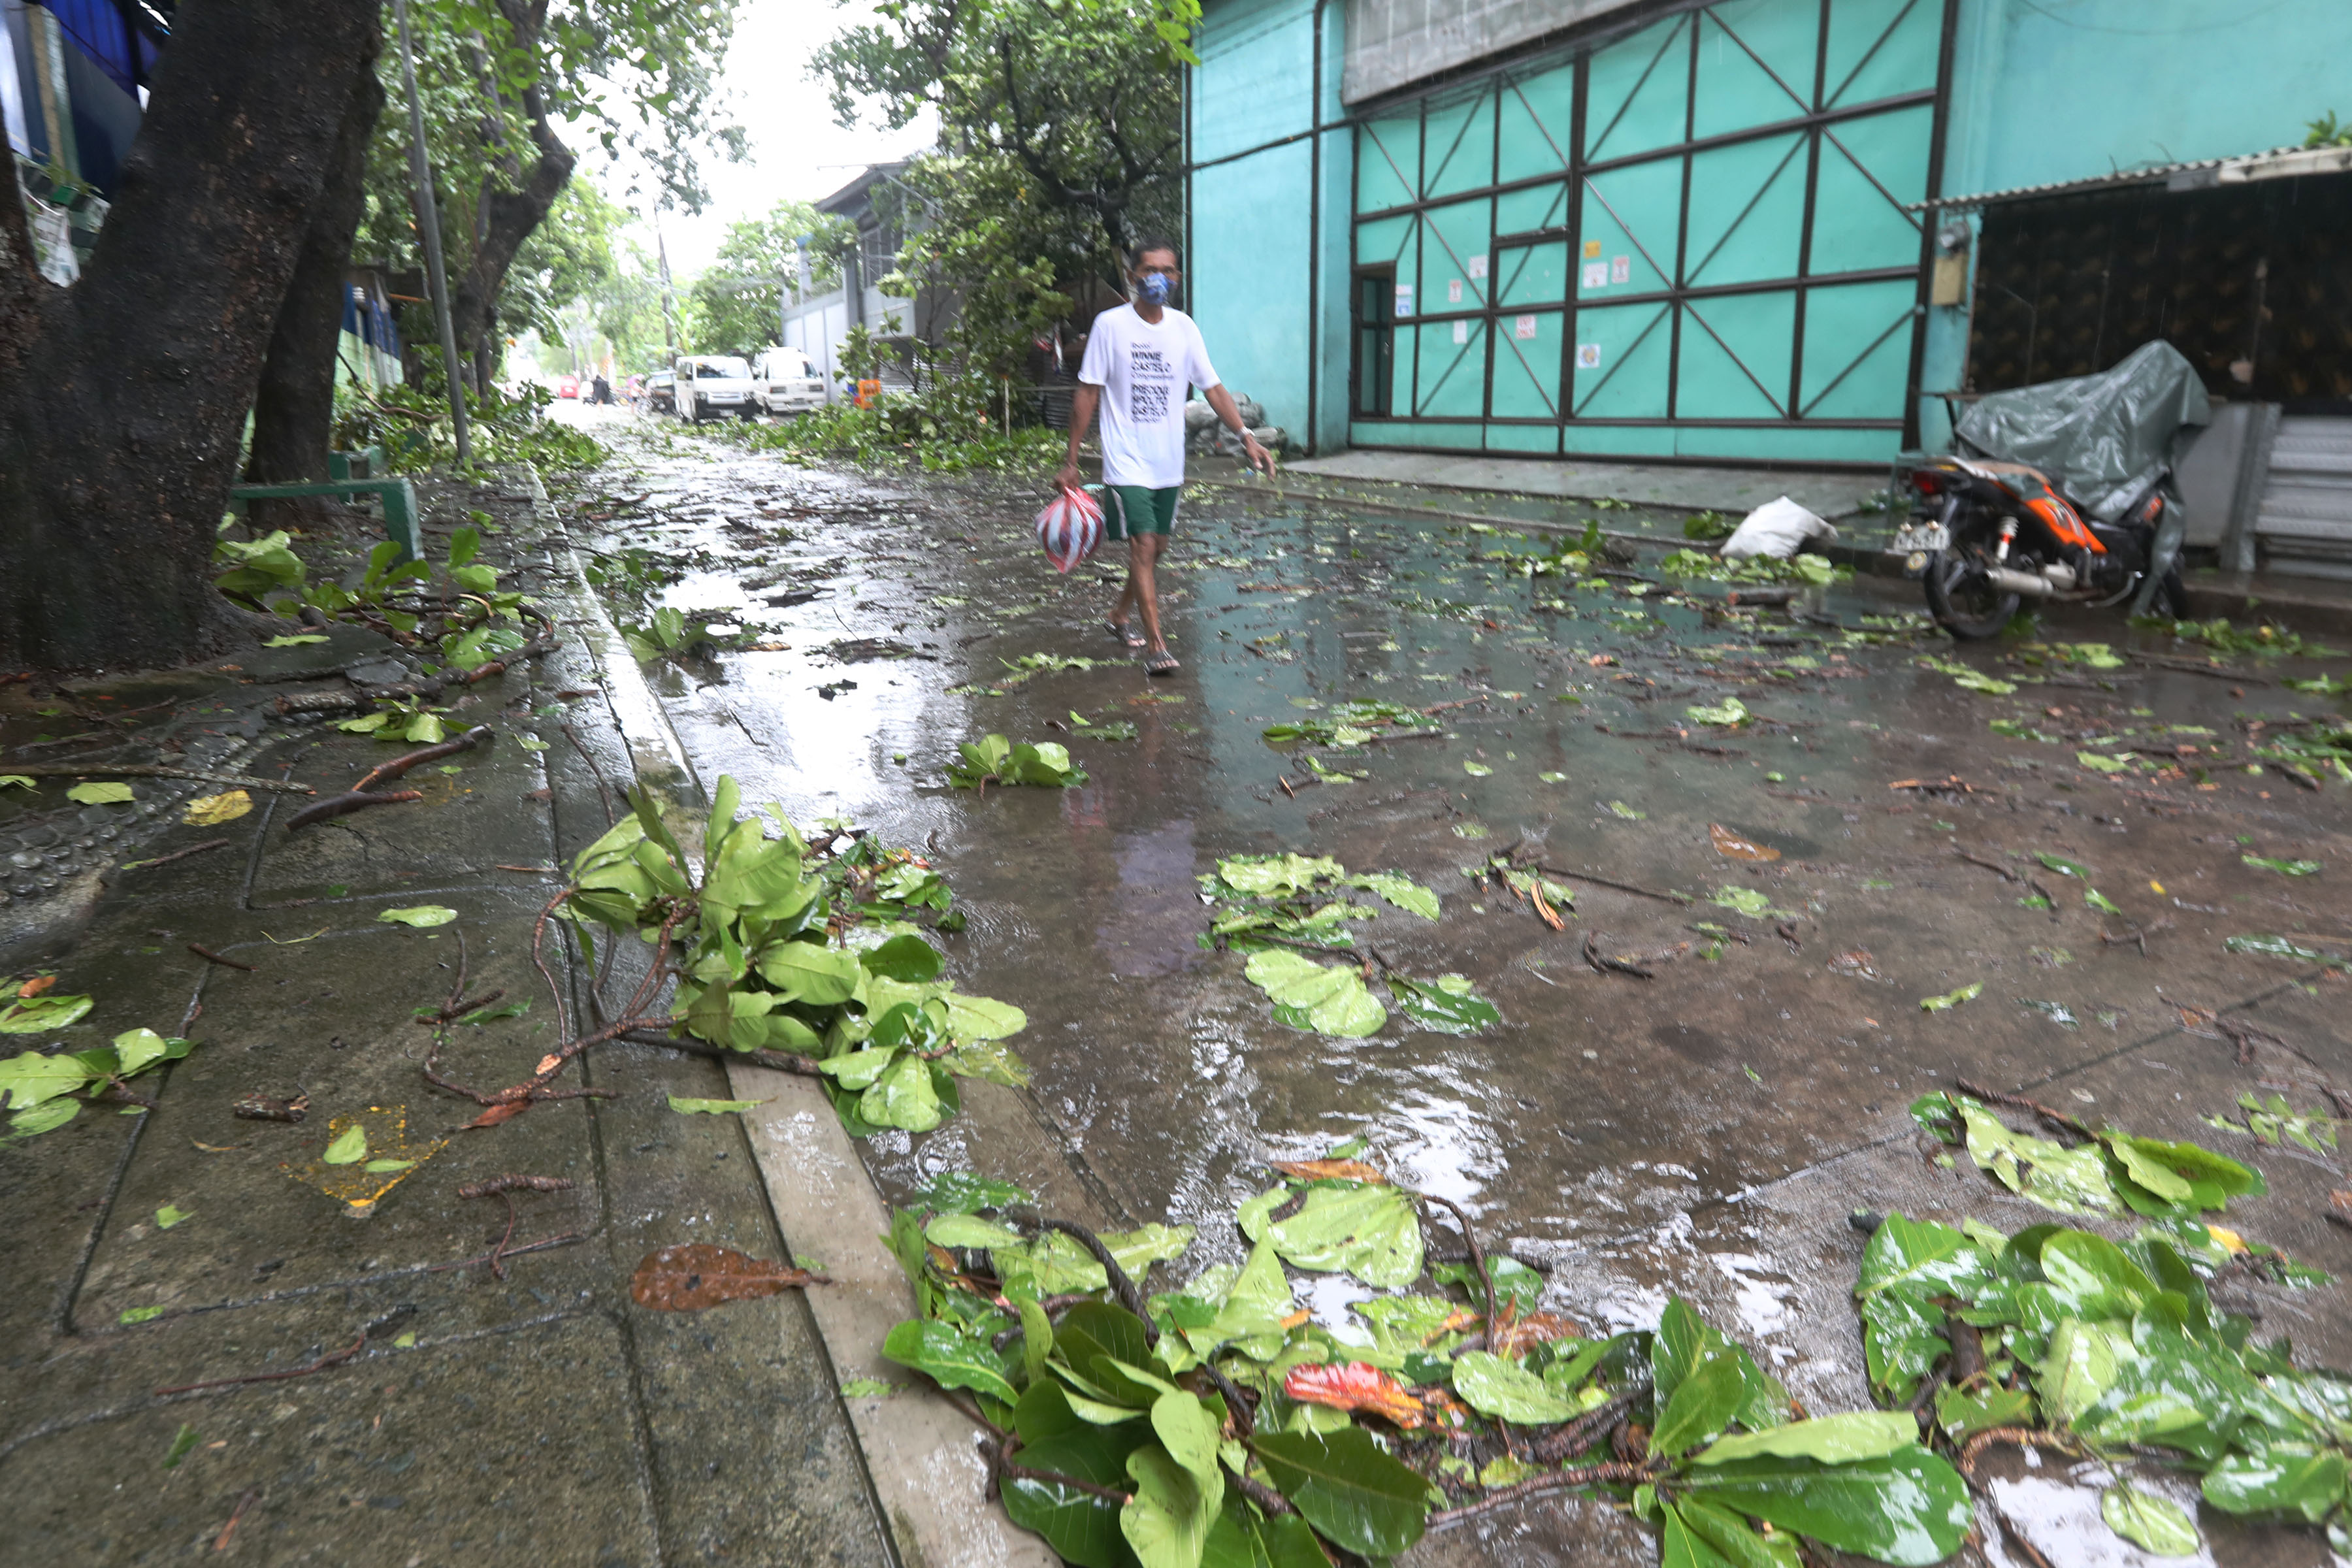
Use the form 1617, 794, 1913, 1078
228, 475, 424, 563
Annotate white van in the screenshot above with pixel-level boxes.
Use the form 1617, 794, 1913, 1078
753, 346, 826, 416
674, 355, 758, 423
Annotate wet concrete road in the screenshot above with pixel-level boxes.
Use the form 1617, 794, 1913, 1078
560, 406, 2352, 1566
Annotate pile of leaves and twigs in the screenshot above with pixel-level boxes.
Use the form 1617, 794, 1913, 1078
2129, 615, 2342, 661
1911, 1085, 2326, 1284
1258, 699, 1441, 749
333, 378, 606, 473
722, 391, 1063, 475
426, 777, 1022, 1139
1910, 1087, 2286, 1228
881, 1154, 1974, 1568
1856, 1205, 2352, 1556
216, 524, 556, 686
949, 653, 1109, 698
1656, 548, 1842, 588
1200, 854, 1500, 1038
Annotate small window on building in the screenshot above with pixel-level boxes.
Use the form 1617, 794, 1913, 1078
1353, 269, 1396, 417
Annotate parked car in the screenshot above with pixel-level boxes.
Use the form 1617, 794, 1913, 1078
674, 355, 758, 423
555, 374, 580, 399
644, 369, 676, 414
752, 346, 826, 416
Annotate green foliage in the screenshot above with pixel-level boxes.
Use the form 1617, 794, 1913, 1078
337, 380, 605, 474
1857, 1209, 2352, 1556
721, 353, 1065, 474
0, 1028, 195, 1141
947, 735, 1088, 788
212, 531, 308, 609
1196, 855, 1494, 1037
884, 1160, 1972, 1568
555, 780, 1017, 1136
2306, 110, 2352, 148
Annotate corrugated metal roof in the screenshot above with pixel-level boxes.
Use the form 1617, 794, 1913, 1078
1909, 143, 2352, 213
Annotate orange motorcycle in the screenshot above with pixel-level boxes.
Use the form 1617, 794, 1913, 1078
1895, 456, 2187, 640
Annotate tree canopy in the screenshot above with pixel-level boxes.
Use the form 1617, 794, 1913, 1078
355, 0, 745, 382
683, 201, 857, 356
814, 0, 1200, 319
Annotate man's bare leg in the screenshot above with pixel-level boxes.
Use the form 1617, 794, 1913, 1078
1110, 557, 1144, 644
1130, 533, 1170, 656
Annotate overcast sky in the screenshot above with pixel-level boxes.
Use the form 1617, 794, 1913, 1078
575, 0, 936, 276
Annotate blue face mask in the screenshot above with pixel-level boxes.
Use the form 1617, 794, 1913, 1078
1137, 272, 1173, 306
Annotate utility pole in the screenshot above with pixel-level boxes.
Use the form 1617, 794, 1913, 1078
655, 219, 680, 363
393, 0, 470, 467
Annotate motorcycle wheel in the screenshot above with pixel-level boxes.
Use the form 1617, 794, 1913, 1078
1924, 548, 2020, 640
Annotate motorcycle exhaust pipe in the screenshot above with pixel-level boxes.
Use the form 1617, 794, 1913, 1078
1983, 566, 2053, 598
1984, 565, 2083, 598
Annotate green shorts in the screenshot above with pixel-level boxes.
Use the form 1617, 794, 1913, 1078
1105, 484, 1180, 539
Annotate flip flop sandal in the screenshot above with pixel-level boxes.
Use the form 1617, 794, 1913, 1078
1106, 619, 1144, 647
1145, 649, 1181, 677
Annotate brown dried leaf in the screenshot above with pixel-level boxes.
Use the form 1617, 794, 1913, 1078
463, 1100, 531, 1130
2332, 1189, 2352, 1215
1283, 1360, 1428, 1430
1709, 824, 1780, 862
1419, 1308, 1481, 1346
1491, 1307, 1584, 1358
533, 1053, 562, 1075
231, 1091, 308, 1123
1270, 1158, 1388, 1184
630, 1243, 824, 1311
17, 974, 56, 998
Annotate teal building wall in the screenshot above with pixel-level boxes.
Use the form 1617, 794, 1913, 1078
1190, 0, 2352, 468
1189, 0, 1354, 453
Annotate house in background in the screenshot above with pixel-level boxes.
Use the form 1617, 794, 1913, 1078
778, 161, 958, 400
4, 0, 171, 282
1186, 0, 2352, 569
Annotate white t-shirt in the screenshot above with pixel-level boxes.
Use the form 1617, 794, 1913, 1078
1079, 304, 1220, 489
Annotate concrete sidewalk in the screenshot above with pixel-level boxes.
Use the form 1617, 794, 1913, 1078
1282, 446, 1891, 519
0, 470, 891, 1565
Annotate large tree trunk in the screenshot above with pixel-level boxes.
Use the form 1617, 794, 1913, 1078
244, 66, 387, 495
0, 3, 385, 673
449, 0, 572, 372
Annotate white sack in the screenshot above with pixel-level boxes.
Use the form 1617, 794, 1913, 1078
1720, 496, 1838, 560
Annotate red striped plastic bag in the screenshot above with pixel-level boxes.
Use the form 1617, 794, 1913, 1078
1036, 483, 1103, 574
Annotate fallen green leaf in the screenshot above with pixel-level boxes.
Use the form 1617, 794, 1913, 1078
2243, 855, 2321, 876
2100, 1482, 2200, 1556
378, 905, 459, 928
162, 1422, 200, 1469
65, 781, 133, 806
321, 1124, 368, 1164
668, 1096, 763, 1115
1919, 983, 1983, 1013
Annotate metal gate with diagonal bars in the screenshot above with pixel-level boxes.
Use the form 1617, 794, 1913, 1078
1349, 0, 1953, 466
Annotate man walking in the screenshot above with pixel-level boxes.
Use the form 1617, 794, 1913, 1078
1058, 238, 1272, 676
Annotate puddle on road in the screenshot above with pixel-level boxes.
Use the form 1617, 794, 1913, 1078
555, 410, 2352, 1439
